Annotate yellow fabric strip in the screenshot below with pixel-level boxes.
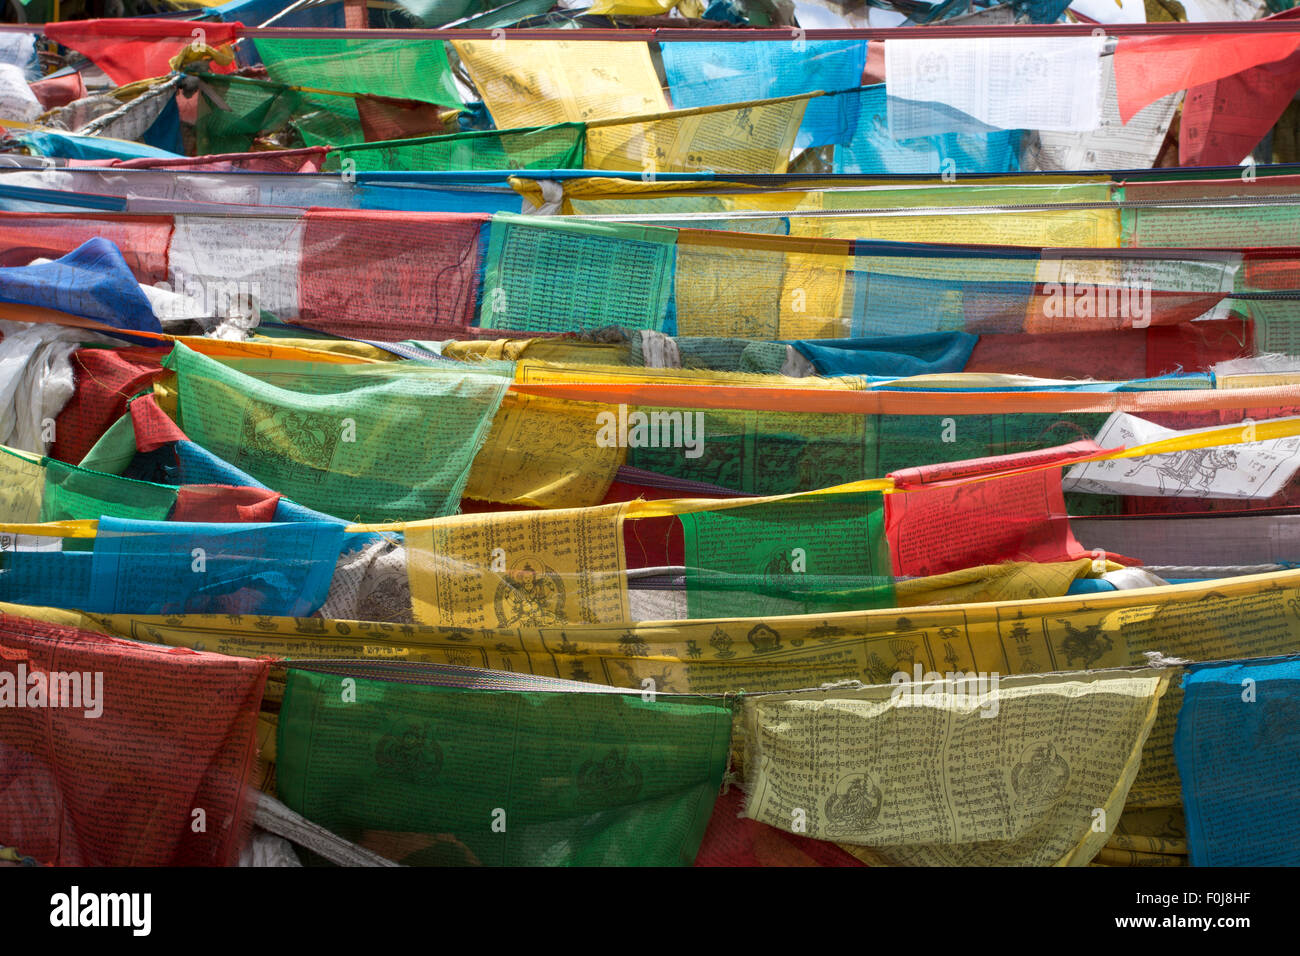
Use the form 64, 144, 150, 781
585, 94, 813, 175
742, 670, 1168, 866
451, 38, 668, 129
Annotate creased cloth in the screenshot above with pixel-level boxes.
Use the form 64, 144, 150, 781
0, 320, 86, 454
320, 538, 414, 624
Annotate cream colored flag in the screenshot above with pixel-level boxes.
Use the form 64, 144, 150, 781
741, 669, 1169, 866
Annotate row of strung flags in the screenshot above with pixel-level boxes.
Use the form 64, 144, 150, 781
1, 6, 1299, 869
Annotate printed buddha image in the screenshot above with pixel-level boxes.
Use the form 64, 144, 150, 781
576, 748, 643, 808
374, 718, 443, 785
1011, 743, 1070, 807
824, 772, 883, 834
492, 558, 566, 626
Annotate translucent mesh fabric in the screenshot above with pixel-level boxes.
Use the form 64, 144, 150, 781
848, 254, 1035, 336
325, 124, 585, 173
297, 211, 486, 340
679, 491, 894, 618
0, 517, 344, 617
194, 74, 365, 154
43, 19, 241, 86
1246, 299, 1300, 355
963, 320, 1253, 380
832, 85, 1023, 175
1121, 203, 1300, 249
1118, 179, 1300, 248
1175, 658, 1300, 866
673, 237, 790, 339
51, 347, 169, 467
166, 343, 511, 523
567, 195, 793, 236
0, 449, 43, 523
670, 231, 1260, 341
694, 785, 865, 867
0, 612, 267, 866
253, 36, 461, 110
0, 213, 171, 283
107, 147, 330, 173
0, 443, 291, 526
277, 663, 733, 866
584, 96, 811, 176
660, 41, 868, 150
40, 457, 176, 522
3, 208, 1293, 353
478, 215, 676, 334
0, 238, 160, 331
626, 406, 878, 496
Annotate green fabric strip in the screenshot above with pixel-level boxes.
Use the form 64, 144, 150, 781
253, 37, 462, 110
680, 490, 894, 618
165, 343, 510, 524
325, 123, 585, 173
276, 666, 733, 866
478, 214, 676, 333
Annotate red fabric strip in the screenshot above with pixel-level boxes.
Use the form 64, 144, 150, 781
0, 213, 172, 285
356, 95, 454, 142
28, 72, 85, 111
0, 612, 268, 866
1180, 47, 1300, 167
50, 347, 169, 466
128, 392, 187, 452
45, 19, 243, 85
885, 468, 1087, 576
297, 210, 486, 339
173, 484, 282, 523
1114, 28, 1300, 124
695, 787, 866, 867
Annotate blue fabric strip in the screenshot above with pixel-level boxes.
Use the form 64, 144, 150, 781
792, 332, 978, 377
661, 42, 868, 150
0, 238, 161, 332
1176, 657, 1300, 866
88, 515, 345, 617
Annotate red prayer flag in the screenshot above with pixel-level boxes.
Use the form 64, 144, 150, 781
695, 787, 866, 867
45, 19, 244, 86
1114, 29, 1300, 125
172, 484, 282, 523
0, 613, 268, 866
886, 465, 1090, 577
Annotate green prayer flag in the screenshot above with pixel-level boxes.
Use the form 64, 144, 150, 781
253, 37, 462, 110
165, 343, 510, 524
195, 74, 367, 152
325, 123, 586, 173
40, 457, 177, 523
479, 214, 677, 333
680, 491, 895, 618
277, 663, 734, 866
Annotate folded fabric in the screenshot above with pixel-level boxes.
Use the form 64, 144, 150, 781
0, 323, 78, 455
792, 332, 978, 377
0, 239, 161, 332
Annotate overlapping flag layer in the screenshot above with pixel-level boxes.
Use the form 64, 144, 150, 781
1, 2, 1300, 868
